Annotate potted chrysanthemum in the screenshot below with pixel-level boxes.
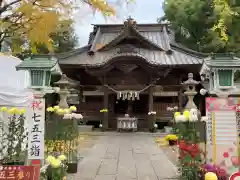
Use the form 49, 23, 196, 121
42, 154, 68, 180
0, 107, 27, 165
45, 105, 81, 174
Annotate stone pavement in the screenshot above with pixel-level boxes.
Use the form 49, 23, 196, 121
68, 133, 177, 180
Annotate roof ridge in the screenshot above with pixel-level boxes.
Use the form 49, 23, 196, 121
93, 18, 165, 52
57, 45, 91, 59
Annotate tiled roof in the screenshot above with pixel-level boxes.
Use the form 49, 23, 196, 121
204, 53, 240, 67
58, 47, 203, 66
16, 55, 58, 70
90, 22, 171, 52
58, 19, 207, 67
91, 31, 171, 51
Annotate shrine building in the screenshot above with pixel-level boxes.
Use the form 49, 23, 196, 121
56, 17, 207, 130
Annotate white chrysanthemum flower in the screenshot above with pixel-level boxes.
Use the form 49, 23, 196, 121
63, 113, 72, 119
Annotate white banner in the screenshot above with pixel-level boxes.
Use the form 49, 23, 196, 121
27, 97, 45, 160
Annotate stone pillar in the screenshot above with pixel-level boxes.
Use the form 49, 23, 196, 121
103, 87, 109, 130
148, 86, 154, 130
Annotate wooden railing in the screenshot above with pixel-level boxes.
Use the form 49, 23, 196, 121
153, 103, 178, 114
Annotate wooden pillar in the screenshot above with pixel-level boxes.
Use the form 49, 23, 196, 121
148, 86, 154, 130
178, 88, 183, 112
103, 74, 109, 130
103, 88, 109, 130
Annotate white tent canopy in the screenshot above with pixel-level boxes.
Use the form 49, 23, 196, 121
0, 54, 33, 107
0, 54, 34, 159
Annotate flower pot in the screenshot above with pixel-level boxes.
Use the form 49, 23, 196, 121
168, 140, 177, 146
67, 162, 78, 173
164, 126, 173, 133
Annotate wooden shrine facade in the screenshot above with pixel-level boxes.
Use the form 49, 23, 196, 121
58, 17, 206, 130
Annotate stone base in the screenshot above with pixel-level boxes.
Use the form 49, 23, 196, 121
78, 125, 94, 132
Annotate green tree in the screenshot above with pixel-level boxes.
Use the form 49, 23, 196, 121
163, 0, 240, 53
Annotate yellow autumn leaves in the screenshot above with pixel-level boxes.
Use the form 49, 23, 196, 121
0, 107, 26, 115
1, 0, 122, 53
212, 0, 238, 41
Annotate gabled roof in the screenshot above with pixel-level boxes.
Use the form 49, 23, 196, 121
89, 17, 170, 52
203, 53, 240, 67
200, 53, 240, 75
93, 17, 165, 52
16, 54, 58, 70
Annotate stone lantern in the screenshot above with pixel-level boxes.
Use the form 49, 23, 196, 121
54, 74, 70, 108
16, 55, 60, 90
181, 73, 200, 110
68, 88, 80, 105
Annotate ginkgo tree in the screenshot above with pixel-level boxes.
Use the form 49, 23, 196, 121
0, 0, 127, 52
212, 0, 238, 42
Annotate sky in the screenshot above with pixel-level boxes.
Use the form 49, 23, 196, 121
73, 0, 165, 47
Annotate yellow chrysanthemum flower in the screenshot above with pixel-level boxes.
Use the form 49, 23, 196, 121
7, 107, 17, 114
164, 134, 178, 141
53, 106, 60, 111
47, 147, 54, 152
64, 108, 70, 114
204, 172, 217, 180
46, 155, 55, 164
19, 109, 26, 115
100, 108, 108, 113
58, 154, 67, 161
0, 107, 7, 112
174, 112, 181, 117
47, 107, 54, 112
183, 110, 190, 120
56, 109, 65, 115
62, 176, 67, 180
69, 106, 77, 112
50, 158, 61, 168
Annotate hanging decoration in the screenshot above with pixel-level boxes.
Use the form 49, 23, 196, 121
104, 84, 159, 101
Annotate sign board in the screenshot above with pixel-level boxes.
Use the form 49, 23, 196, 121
0, 166, 40, 180
27, 97, 45, 160
206, 97, 237, 165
